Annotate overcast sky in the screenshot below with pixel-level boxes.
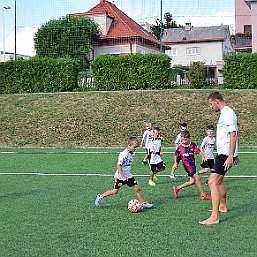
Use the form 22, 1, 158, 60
1, 0, 235, 56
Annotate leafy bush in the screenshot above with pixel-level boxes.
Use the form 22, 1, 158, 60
91, 53, 172, 90
188, 61, 206, 89
223, 53, 257, 89
0, 57, 80, 94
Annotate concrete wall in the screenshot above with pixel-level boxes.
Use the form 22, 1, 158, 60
235, 0, 251, 34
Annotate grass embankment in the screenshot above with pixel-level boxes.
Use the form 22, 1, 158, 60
0, 90, 256, 147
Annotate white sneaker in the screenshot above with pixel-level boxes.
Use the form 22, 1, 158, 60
169, 173, 176, 180
148, 180, 156, 186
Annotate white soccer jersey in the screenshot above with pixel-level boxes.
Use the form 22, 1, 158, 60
201, 136, 216, 159
142, 130, 153, 149
175, 133, 182, 146
149, 139, 163, 164
114, 148, 135, 179
216, 106, 238, 156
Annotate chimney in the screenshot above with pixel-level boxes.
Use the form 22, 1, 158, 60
185, 23, 192, 31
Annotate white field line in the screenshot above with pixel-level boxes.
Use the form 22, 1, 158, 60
0, 151, 257, 154
0, 173, 256, 178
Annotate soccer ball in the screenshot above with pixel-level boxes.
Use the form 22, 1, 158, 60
128, 199, 142, 213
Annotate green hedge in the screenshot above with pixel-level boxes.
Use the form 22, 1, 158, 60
91, 53, 172, 90
0, 57, 80, 94
223, 53, 257, 89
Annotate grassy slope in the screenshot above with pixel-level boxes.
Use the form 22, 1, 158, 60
0, 90, 256, 147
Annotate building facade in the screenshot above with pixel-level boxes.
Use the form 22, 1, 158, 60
162, 24, 233, 84
234, 0, 257, 52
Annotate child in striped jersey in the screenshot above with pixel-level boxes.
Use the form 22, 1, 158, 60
172, 130, 211, 201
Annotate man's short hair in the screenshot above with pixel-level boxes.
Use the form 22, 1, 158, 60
208, 91, 224, 101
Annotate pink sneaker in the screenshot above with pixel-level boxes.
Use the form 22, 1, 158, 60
173, 185, 179, 198
200, 194, 211, 200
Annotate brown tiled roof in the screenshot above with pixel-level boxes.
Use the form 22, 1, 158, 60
74, 0, 162, 46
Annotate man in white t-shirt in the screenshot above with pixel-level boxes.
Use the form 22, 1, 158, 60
199, 92, 239, 225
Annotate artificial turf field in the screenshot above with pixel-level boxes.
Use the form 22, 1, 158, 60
0, 148, 256, 257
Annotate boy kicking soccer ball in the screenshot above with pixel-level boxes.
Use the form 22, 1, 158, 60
95, 136, 153, 210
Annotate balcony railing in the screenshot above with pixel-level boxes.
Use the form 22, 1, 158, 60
233, 36, 252, 50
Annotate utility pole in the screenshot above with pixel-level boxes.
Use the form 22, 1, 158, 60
160, 0, 163, 54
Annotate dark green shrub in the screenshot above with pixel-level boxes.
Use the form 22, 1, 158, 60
188, 61, 206, 89
223, 53, 257, 89
0, 57, 80, 94
91, 53, 172, 90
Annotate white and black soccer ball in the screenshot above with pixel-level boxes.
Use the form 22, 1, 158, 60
128, 199, 142, 213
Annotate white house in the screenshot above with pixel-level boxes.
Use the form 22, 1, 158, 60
162, 24, 234, 84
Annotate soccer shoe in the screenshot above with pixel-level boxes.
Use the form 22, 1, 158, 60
200, 194, 212, 200
95, 194, 103, 207
173, 185, 180, 198
169, 173, 176, 180
153, 174, 158, 182
148, 180, 156, 186
142, 202, 153, 209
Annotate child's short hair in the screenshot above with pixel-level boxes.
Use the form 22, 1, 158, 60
153, 126, 160, 132
181, 123, 187, 128
206, 125, 214, 130
128, 136, 139, 146
181, 130, 190, 138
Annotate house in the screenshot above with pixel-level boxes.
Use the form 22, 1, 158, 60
162, 24, 233, 84
0, 51, 30, 62
72, 0, 169, 60
235, 0, 257, 52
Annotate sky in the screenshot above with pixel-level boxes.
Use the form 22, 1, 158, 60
0, 0, 235, 56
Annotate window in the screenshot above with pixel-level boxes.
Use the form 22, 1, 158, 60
244, 25, 252, 33
167, 48, 177, 56
186, 47, 200, 55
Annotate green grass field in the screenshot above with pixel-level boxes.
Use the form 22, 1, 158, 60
0, 148, 257, 257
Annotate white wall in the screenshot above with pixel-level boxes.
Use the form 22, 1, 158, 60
166, 41, 225, 67
94, 43, 159, 57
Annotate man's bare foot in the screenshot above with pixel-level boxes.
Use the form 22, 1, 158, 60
199, 218, 219, 225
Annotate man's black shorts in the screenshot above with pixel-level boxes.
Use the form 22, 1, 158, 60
212, 154, 228, 176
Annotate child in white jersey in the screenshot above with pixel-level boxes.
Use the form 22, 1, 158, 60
170, 123, 187, 179
198, 125, 216, 182
95, 136, 153, 209
140, 122, 153, 165
148, 127, 166, 186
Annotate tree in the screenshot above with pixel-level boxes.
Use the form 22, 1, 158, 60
188, 61, 206, 89
34, 15, 101, 70
151, 12, 182, 39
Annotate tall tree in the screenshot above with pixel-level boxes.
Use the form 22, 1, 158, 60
151, 12, 182, 40
34, 15, 101, 69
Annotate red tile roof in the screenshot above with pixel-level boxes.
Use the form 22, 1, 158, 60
74, 0, 162, 46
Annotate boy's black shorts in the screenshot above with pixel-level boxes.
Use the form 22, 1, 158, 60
200, 159, 214, 169
114, 177, 137, 189
150, 161, 166, 173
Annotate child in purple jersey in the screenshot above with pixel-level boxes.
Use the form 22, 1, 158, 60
172, 130, 211, 200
